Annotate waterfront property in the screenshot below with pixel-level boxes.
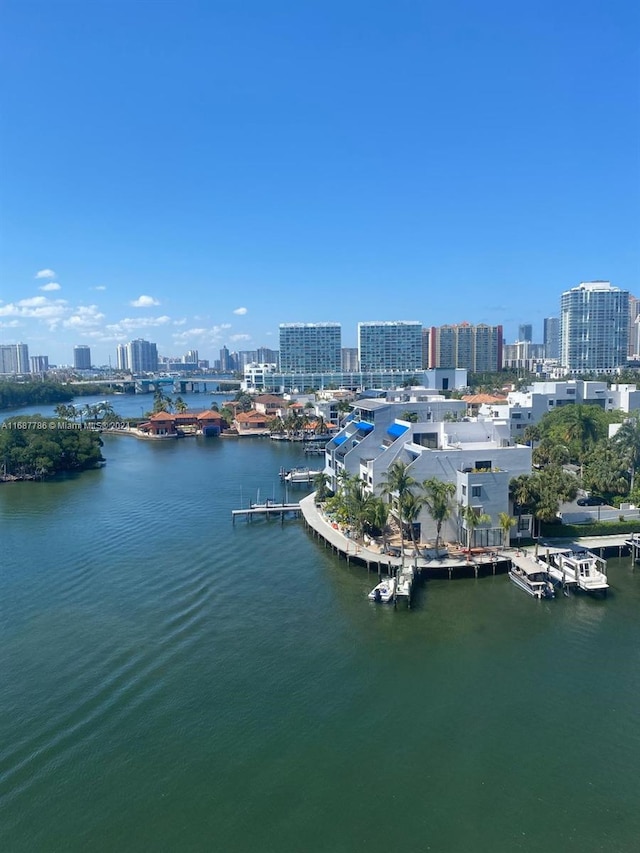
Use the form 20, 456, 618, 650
139, 409, 225, 437
324, 396, 532, 548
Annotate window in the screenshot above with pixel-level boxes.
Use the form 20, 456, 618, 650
461, 485, 467, 496
471, 485, 481, 498
474, 460, 491, 471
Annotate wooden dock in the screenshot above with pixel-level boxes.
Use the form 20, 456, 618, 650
231, 502, 301, 523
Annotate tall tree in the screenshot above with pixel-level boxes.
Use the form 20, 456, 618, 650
365, 497, 390, 551
421, 478, 456, 551
460, 505, 491, 551
498, 512, 516, 551
380, 460, 417, 559
612, 414, 640, 494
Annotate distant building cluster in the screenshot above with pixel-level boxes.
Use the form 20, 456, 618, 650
1, 280, 638, 380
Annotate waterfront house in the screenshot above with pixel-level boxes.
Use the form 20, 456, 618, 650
253, 394, 286, 417
197, 410, 224, 436
324, 398, 532, 548
235, 410, 269, 434
144, 412, 177, 436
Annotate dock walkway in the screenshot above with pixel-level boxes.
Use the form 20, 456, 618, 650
231, 502, 301, 522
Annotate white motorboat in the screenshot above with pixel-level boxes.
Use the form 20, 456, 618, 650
508, 558, 555, 599
542, 548, 609, 594
367, 577, 396, 603
282, 467, 322, 483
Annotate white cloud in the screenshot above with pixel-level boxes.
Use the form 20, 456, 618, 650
0, 296, 68, 330
105, 315, 171, 337
17, 296, 49, 308
63, 305, 105, 329
35, 268, 56, 279
40, 282, 61, 292
233, 306, 248, 315
130, 295, 160, 308
229, 333, 251, 342
93, 285, 107, 291
173, 318, 187, 326
172, 324, 232, 346
0, 320, 21, 328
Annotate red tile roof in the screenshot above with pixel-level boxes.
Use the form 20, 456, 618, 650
461, 394, 507, 404
197, 410, 223, 420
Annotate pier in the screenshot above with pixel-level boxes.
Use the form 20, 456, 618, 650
297, 493, 510, 596
231, 502, 302, 523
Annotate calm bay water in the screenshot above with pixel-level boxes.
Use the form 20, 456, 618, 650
1, 424, 640, 852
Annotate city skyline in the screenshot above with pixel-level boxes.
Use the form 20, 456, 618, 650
2, 2, 638, 364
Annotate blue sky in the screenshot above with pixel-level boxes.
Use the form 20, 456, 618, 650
1, 0, 638, 365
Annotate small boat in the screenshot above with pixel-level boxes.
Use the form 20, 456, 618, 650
367, 577, 396, 603
543, 549, 609, 594
509, 559, 555, 599
280, 467, 322, 483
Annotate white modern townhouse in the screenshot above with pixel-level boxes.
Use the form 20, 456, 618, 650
325, 397, 532, 549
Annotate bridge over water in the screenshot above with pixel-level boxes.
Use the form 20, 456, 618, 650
70, 377, 241, 395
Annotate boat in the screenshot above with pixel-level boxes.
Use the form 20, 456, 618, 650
542, 548, 609, 594
280, 467, 322, 483
508, 556, 555, 599
367, 577, 396, 603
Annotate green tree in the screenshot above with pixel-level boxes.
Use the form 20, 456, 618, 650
421, 477, 456, 551
313, 471, 331, 504
459, 504, 491, 550
380, 461, 417, 559
539, 404, 607, 465
364, 496, 390, 551
498, 512, 516, 550
612, 414, 640, 494
54, 403, 76, 420
400, 490, 425, 552
174, 396, 188, 414
153, 388, 173, 413
581, 443, 629, 502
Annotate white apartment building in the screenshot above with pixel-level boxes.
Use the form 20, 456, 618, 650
357, 321, 422, 372
477, 379, 640, 439
325, 398, 531, 547
560, 281, 629, 373
0, 343, 29, 374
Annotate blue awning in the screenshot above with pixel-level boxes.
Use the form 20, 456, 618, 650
387, 423, 409, 438
356, 421, 374, 433
333, 434, 348, 445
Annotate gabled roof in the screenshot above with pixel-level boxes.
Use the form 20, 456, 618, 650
197, 410, 223, 420
149, 411, 175, 421
462, 394, 507, 404
236, 411, 267, 423
254, 394, 284, 405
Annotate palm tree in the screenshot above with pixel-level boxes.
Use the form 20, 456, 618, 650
312, 471, 330, 504
460, 504, 491, 551
153, 388, 173, 413
421, 478, 456, 552
498, 512, 516, 551
365, 496, 390, 551
174, 396, 188, 414
98, 401, 116, 422
510, 473, 537, 525
612, 414, 640, 494
582, 443, 629, 502
400, 490, 425, 553
54, 403, 75, 421
380, 461, 417, 559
